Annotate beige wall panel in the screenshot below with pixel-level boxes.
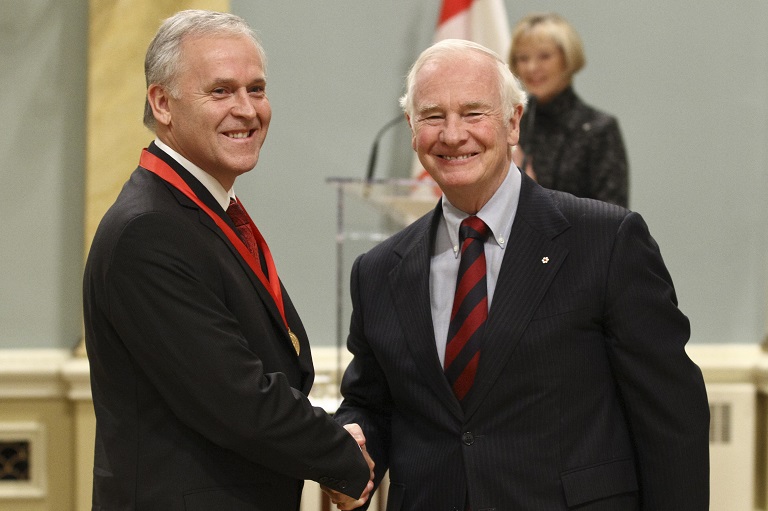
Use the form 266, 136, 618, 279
0, 401, 74, 511
85, 0, 229, 253
72, 401, 95, 511
77, 2, 231, 506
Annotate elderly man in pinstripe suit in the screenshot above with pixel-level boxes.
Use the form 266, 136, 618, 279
333, 39, 709, 511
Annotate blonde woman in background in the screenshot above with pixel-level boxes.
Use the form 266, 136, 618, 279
510, 12, 629, 207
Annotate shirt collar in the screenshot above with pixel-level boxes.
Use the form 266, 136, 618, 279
154, 138, 234, 211
441, 164, 521, 257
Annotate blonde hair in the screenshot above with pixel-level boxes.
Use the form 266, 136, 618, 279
509, 13, 586, 77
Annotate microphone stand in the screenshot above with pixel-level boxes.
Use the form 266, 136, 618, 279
365, 115, 404, 184
335, 114, 404, 384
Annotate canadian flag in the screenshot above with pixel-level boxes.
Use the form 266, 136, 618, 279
411, 0, 511, 185
434, 0, 511, 55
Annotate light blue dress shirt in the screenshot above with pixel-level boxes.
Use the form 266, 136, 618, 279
431, 165, 522, 366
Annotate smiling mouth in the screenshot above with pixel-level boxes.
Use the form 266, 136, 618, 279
441, 153, 477, 161
225, 130, 254, 139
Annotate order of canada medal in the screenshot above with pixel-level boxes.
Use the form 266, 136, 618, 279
289, 330, 300, 356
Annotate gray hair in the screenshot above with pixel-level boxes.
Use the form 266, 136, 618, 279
399, 39, 527, 121
143, 10, 266, 131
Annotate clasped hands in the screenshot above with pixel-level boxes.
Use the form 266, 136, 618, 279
321, 423, 375, 510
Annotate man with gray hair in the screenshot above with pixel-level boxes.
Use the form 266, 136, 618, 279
83, 10, 372, 510
333, 39, 708, 510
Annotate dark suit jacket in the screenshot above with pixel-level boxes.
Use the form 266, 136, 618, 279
334, 171, 709, 511
83, 143, 368, 510
520, 87, 629, 208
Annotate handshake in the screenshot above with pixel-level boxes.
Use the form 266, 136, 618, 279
321, 424, 376, 510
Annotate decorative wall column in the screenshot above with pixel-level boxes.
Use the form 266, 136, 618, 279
78, 0, 228, 357
73, 1, 229, 506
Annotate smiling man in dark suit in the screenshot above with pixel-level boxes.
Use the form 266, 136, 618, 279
83, 10, 372, 511
333, 39, 709, 511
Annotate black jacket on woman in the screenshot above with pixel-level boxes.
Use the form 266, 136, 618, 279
520, 86, 628, 207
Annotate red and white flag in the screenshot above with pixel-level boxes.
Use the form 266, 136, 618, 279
434, 0, 511, 56
411, 0, 511, 186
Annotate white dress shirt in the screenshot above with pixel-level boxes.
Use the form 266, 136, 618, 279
154, 138, 236, 210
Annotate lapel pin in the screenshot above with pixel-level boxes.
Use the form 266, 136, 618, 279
541, 257, 549, 264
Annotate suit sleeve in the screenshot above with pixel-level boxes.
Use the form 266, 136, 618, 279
603, 211, 709, 510
104, 211, 369, 497
334, 254, 393, 493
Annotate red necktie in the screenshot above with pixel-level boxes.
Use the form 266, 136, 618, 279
444, 216, 490, 402
226, 198, 266, 275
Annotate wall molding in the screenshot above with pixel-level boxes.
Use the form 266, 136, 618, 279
0, 350, 69, 399
686, 344, 765, 385
1, 344, 766, 401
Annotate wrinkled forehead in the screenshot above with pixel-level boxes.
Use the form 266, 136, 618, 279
417, 50, 491, 76
413, 54, 500, 107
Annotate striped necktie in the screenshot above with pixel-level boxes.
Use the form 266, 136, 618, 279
444, 215, 490, 403
226, 198, 267, 276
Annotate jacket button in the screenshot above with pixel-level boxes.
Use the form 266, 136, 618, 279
462, 431, 474, 445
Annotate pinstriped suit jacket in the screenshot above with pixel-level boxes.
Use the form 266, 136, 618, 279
335, 171, 709, 511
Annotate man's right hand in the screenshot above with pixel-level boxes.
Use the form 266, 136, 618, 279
321, 423, 375, 510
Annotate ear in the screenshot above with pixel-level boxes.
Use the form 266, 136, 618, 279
406, 113, 417, 151
506, 103, 524, 146
147, 84, 173, 127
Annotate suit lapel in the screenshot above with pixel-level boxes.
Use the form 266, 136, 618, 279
196, 205, 290, 338
463, 176, 571, 417
389, 206, 464, 419
146, 144, 294, 358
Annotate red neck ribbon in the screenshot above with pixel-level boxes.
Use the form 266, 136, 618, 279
139, 148, 289, 331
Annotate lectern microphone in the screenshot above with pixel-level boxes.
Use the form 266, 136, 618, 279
365, 115, 404, 182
